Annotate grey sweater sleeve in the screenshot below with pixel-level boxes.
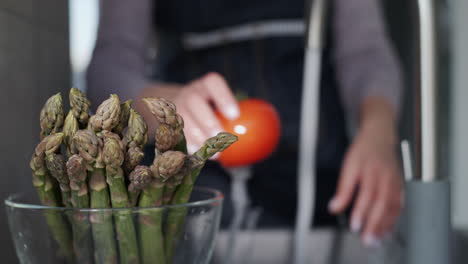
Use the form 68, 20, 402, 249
333, 0, 403, 122
87, 0, 152, 105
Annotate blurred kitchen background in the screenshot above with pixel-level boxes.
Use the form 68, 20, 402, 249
0, 0, 466, 263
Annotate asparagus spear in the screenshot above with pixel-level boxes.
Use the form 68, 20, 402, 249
66, 154, 93, 264
162, 156, 203, 205
122, 109, 148, 175
128, 166, 152, 207
89, 94, 121, 132
41, 132, 71, 207
114, 100, 133, 135
142, 98, 184, 153
139, 151, 186, 264
102, 131, 140, 264
69, 87, 91, 127
67, 155, 89, 208
39, 93, 64, 139
164, 133, 238, 262
30, 134, 74, 261
142, 97, 187, 200
73, 129, 117, 264
45, 152, 72, 207
171, 132, 238, 205
123, 109, 148, 149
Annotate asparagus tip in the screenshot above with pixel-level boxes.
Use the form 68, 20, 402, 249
129, 165, 153, 192
40, 93, 64, 138
152, 150, 186, 181
44, 132, 64, 156
90, 94, 121, 131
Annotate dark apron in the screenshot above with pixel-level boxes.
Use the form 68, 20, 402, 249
146, 0, 349, 228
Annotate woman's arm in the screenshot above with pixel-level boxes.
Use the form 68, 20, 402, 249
329, 0, 404, 247
87, 0, 152, 105
333, 0, 403, 123
87, 0, 238, 150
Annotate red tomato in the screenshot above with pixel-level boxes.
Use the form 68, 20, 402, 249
216, 99, 281, 167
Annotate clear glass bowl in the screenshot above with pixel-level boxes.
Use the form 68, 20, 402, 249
5, 187, 223, 264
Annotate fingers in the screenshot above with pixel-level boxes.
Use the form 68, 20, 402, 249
199, 72, 239, 120
182, 113, 206, 154
349, 165, 378, 233
187, 91, 223, 137
174, 72, 236, 155
329, 152, 361, 214
361, 170, 403, 248
379, 180, 403, 234
361, 175, 391, 247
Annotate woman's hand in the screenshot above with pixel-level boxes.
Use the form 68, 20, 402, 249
136, 72, 239, 154
173, 73, 239, 153
329, 98, 403, 248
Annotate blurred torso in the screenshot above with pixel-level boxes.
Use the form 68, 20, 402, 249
151, 0, 349, 227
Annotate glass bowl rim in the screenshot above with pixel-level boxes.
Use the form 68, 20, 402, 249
4, 186, 223, 212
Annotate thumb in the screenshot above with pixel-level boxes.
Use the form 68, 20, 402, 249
199, 72, 239, 120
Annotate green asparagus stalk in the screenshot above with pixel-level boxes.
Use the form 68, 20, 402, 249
162, 156, 203, 205
128, 166, 152, 207
171, 132, 237, 205
42, 132, 71, 207
142, 98, 187, 213
173, 135, 188, 154
66, 154, 93, 264
73, 129, 117, 264
69, 87, 91, 127
30, 134, 74, 262
139, 151, 186, 264
88, 94, 121, 132
45, 152, 72, 207
90, 168, 117, 264
142, 96, 189, 200
40, 93, 64, 139
114, 100, 133, 135
67, 155, 89, 208
164, 133, 238, 262
102, 131, 140, 264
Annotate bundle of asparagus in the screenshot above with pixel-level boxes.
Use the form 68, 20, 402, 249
30, 88, 237, 264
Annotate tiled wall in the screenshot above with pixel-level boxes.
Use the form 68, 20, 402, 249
0, 1, 70, 262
